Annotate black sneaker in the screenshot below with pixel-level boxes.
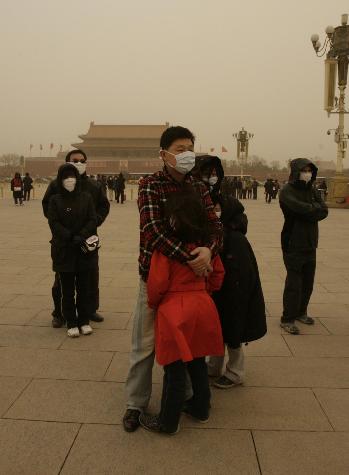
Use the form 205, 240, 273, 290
182, 405, 209, 423
90, 312, 104, 322
213, 375, 242, 389
52, 317, 65, 328
296, 315, 315, 325
139, 413, 179, 435
122, 409, 141, 432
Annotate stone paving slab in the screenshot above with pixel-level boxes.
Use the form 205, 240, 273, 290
313, 389, 349, 431
0, 307, 39, 325
284, 335, 349, 357
253, 431, 349, 475
61, 425, 260, 475
0, 419, 80, 475
243, 334, 292, 357
0, 325, 66, 349
0, 347, 113, 380
245, 356, 349, 388
0, 377, 30, 417
60, 329, 131, 352
4, 379, 124, 424
319, 318, 349, 335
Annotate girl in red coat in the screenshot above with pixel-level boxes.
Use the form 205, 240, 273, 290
139, 189, 225, 435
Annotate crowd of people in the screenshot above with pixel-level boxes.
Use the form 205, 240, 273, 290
6, 125, 328, 436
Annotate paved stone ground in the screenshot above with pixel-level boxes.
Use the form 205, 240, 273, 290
0, 191, 348, 475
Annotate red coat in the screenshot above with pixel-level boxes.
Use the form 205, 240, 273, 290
147, 250, 225, 366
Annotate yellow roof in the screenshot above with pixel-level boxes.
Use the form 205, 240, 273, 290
79, 122, 169, 140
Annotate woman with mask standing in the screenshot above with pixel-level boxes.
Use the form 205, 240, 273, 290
47, 163, 98, 337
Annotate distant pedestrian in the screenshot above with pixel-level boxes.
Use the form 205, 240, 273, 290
23, 172, 33, 201
264, 178, 273, 203
252, 178, 258, 199
208, 196, 266, 388
279, 158, 328, 334
115, 173, 126, 203
246, 178, 253, 199
11, 172, 24, 206
107, 175, 115, 201
231, 177, 238, 198
272, 179, 280, 199
236, 177, 243, 199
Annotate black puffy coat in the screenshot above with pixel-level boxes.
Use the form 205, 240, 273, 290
279, 158, 328, 253
42, 170, 110, 227
212, 197, 267, 347
48, 164, 98, 273
193, 155, 224, 200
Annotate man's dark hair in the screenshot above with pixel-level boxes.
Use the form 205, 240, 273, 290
165, 187, 212, 244
160, 126, 195, 150
65, 149, 87, 162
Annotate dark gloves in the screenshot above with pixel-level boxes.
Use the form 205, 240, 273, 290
72, 235, 83, 246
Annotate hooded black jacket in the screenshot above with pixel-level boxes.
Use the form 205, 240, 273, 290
48, 164, 98, 273
193, 155, 224, 200
212, 196, 267, 347
279, 158, 328, 253
42, 170, 109, 226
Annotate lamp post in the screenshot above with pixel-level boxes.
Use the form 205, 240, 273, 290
311, 13, 349, 205
232, 127, 254, 177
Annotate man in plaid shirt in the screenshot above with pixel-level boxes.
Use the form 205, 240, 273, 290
123, 126, 222, 432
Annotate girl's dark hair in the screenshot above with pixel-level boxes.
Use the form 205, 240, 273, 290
165, 187, 212, 244
65, 149, 87, 162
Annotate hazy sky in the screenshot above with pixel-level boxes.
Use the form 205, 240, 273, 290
1, 0, 348, 164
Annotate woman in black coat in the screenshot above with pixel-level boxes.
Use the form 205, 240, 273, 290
48, 163, 98, 337
208, 196, 267, 388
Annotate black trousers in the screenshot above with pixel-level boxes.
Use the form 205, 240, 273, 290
265, 192, 272, 203
58, 271, 91, 328
116, 189, 125, 203
13, 192, 23, 205
253, 188, 257, 199
52, 261, 99, 319
247, 189, 252, 199
282, 251, 316, 323
23, 189, 31, 201
159, 357, 211, 432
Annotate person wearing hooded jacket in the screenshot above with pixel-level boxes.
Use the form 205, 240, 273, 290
11, 172, 24, 206
193, 154, 224, 202
48, 164, 97, 337
207, 195, 267, 388
279, 158, 328, 335
42, 149, 110, 328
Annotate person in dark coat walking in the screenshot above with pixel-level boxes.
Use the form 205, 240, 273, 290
231, 177, 238, 198
208, 195, 267, 388
252, 178, 258, 199
42, 149, 110, 327
279, 158, 328, 334
48, 163, 97, 337
236, 177, 243, 199
107, 175, 115, 201
11, 172, 24, 206
23, 172, 33, 201
115, 173, 126, 203
264, 178, 274, 203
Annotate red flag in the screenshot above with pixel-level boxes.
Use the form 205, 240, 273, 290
50, 143, 54, 149
210, 147, 215, 152
222, 146, 228, 153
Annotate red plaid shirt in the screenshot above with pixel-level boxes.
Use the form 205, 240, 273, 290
138, 167, 222, 281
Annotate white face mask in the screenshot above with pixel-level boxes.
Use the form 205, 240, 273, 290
62, 177, 76, 192
299, 171, 312, 183
209, 176, 218, 186
166, 151, 196, 175
215, 211, 221, 218
73, 161, 87, 175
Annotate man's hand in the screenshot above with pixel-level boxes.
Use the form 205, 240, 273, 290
188, 247, 212, 276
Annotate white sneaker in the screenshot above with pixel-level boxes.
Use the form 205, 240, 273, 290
67, 327, 80, 338
80, 324, 93, 335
